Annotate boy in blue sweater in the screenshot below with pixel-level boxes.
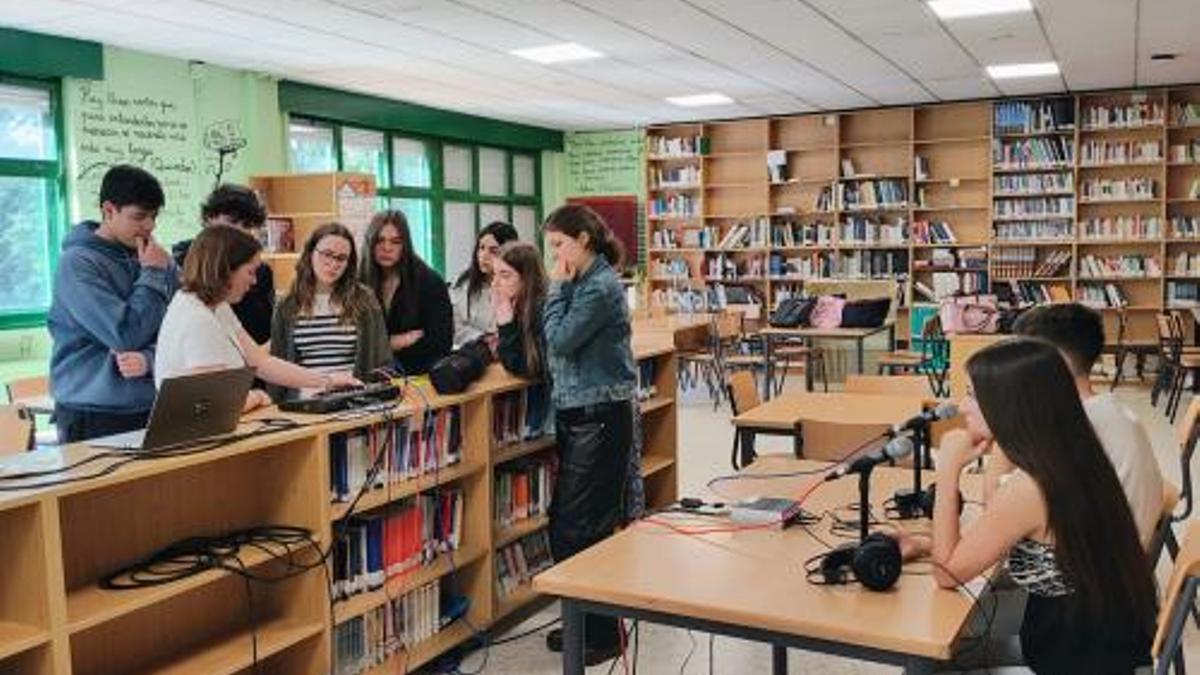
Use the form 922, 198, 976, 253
48, 165, 179, 443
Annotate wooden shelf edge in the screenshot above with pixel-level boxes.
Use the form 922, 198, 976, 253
493, 436, 556, 466
638, 396, 675, 415
333, 545, 487, 626
332, 460, 484, 522
494, 515, 550, 549
364, 620, 476, 675
641, 455, 675, 478
147, 619, 323, 675
0, 622, 49, 662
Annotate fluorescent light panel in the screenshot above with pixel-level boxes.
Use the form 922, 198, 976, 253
987, 61, 1060, 79
927, 0, 1031, 19
509, 42, 603, 64
666, 93, 734, 107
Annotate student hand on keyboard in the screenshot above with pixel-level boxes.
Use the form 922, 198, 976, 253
322, 372, 363, 392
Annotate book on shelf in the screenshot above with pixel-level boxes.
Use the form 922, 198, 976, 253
492, 386, 552, 446
649, 193, 698, 218
649, 134, 707, 157
716, 218, 769, 249
329, 410, 463, 504
834, 179, 907, 210
1168, 281, 1200, 308
993, 172, 1073, 196
993, 99, 1075, 135
993, 220, 1073, 241
992, 196, 1074, 219
333, 579, 446, 675
992, 137, 1075, 169
264, 217, 295, 253
1173, 251, 1200, 277
840, 158, 857, 178
1078, 254, 1161, 278
992, 247, 1070, 279
637, 358, 658, 401
767, 150, 788, 183
650, 164, 701, 189
912, 220, 957, 244
1080, 216, 1163, 240
1172, 216, 1200, 239
1169, 140, 1200, 163
495, 530, 554, 599
1001, 279, 1072, 305
1081, 101, 1164, 129
1077, 282, 1129, 309
914, 155, 930, 181
839, 216, 908, 245
495, 457, 557, 529
1079, 139, 1162, 165
1171, 103, 1200, 128
1079, 177, 1157, 201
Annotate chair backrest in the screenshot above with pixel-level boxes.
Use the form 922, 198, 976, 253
1158, 313, 1182, 361
5, 375, 48, 404
1154, 520, 1200, 665
714, 311, 743, 341
844, 374, 930, 398
1174, 398, 1200, 520
0, 405, 33, 455
725, 370, 760, 417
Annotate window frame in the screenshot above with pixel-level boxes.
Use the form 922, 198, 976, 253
0, 74, 66, 329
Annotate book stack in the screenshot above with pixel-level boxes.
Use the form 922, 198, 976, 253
649, 135, 706, 157
1080, 177, 1157, 201
993, 248, 1070, 279
814, 185, 835, 212
914, 155, 930, 181
912, 220, 957, 244
835, 179, 907, 211
332, 490, 464, 600
637, 359, 658, 401
1169, 140, 1200, 163
1079, 216, 1163, 240
651, 228, 678, 249
993, 221, 1073, 241
649, 193, 698, 218
1081, 101, 1164, 129
651, 258, 690, 280
264, 217, 295, 253
1078, 254, 1162, 278
1003, 279, 1072, 305
331, 579, 446, 675
495, 530, 554, 599
1077, 283, 1129, 309
993, 172, 1073, 195
329, 411, 463, 504
495, 458, 557, 529
770, 251, 835, 280
1171, 216, 1200, 239
993, 196, 1074, 220
706, 253, 763, 280
682, 225, 720, 248
838, 216, 908, 245
993, 138, 1074, 169
1080, 139, 1162, 165
1173, 252, 1200, 277
839, 250, 909, 280
1171, 103, 1200, 127
650, 165, 700, 189
650, 287, 709, 314
924, 270, 987, 298
493, 387, 551, 445
1168, 281, 1200, 308
771, 221, 835, 247
993, 99, 1074, 134
717, 218, 769, 249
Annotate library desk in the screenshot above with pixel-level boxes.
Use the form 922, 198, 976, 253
631, 313, 713, 352
731, 392, 921, 465
533, 456, 982, 675
760, 323, 897, 398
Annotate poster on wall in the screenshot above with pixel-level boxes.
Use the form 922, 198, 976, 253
565, 130, 645, 197
337, 174, 377, 246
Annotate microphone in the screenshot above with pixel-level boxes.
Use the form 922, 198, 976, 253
887, 402, 958, 436
826, 435, 914, 481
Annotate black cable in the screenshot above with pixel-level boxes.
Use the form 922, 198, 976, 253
486, 616, 561, 647
706, 433, 890, 493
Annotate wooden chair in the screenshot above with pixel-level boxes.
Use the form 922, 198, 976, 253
725, 370, 800, 470
1154, 313, 1200, 422
5, 374, 48, 405
1153, 520, 1200, 674
1104, 307, 1131, 391
678, 312, 741, 407
877, 315, 950, 396
843, 374, 931, 398
770, 339, 828, 395
0, 405, 34, 455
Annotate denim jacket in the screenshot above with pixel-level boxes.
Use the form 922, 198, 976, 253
543, 256, 636, 409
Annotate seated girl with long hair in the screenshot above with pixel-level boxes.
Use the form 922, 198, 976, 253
490, 241, 547, 378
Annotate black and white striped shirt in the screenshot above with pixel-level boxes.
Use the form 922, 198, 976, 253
294, 294, 357, 374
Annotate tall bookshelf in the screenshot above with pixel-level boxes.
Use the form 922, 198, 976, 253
646, 84, 1200, 344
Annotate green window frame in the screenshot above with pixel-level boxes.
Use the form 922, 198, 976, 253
0, 74, 66, 329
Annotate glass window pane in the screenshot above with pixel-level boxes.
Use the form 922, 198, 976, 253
444, 201, 477, 279
443, 145, 472, 192
0, 177, 52, 313
513, 205, 538, 244
0, 84, 55, 161
392, 137, 431, 188
341, 127, 386, 186
288, 119, 335, 172
513, 155, 535, 196
479, 202, 508, 228
479, 147, 507, 196
391, 197, 433, 264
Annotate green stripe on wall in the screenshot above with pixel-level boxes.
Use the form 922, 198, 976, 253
0, 27, 103, 80
278, 81, 563, 152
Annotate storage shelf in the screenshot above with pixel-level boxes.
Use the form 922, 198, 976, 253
770, 177, 836, 186
993, 191, 1076, 198
706, 182, 765, 189
840, 140, 912, 148
648, 215, 702, 221
915, 177, 989, 184
331, 460, 485, 522
649, 185, 701, 192
912, 205, 988, 212
647, 154, 702, 161
913, 136, 991, 144
1078, 198, 1160, 204
638, 395, 674, 414
146, 618, 323, 675
994, 130, 1075, 138
839, 205, 910, 213
838, 175, 909, 182
0, 622, 48, 662
912, 242, 990, 248
1078, 238, 1163, 244
1078, 276, 1162, 281
268, 211, 336, 220
992, 215, 1074, 222
494, 583, 540, 623
494, 515, 549, 550
642, 455, 676, 478
994, 276, 1071, 281
333, 545, 486, 626
364, 621, 475, 675
1078, 161, 1165, 168
493, 436, 556, 466
992, 165, 1073, 174
1080, 124, 1164, 132
990, 239, 1075, 245
778, 145, 837, 152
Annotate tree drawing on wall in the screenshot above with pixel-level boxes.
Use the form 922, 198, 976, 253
203, 119, 247, 188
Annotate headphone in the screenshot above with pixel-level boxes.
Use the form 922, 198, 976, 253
806, 532, 902, 592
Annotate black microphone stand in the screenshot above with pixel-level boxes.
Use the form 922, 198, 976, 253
857, 464, 874, 543
892, 420, 932, 519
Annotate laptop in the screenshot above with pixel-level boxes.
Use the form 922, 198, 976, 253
88, 367, 256, 451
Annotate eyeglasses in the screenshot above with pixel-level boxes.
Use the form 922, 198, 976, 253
315, 248, 351, 265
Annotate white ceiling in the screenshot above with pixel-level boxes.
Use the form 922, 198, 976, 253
3, 0, 1199, 131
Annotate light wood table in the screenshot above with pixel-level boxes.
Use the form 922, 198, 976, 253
760, 323, 897, 398
534, 456, 981, 675
732, 392, 922, 466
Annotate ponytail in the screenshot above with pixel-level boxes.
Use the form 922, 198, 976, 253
543, 204, 624, 269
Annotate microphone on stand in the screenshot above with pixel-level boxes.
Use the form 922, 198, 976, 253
825, 435, 914, 481
886, 402, 958, 437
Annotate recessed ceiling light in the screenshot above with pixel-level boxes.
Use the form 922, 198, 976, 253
986, 62, 1060, 79
928, 0, 1031, 19
509, 42, 604, 64
666, 93, 734, 107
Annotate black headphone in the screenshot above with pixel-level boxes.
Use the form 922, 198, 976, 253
806, 532, 902, 592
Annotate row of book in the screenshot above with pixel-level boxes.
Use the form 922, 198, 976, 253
496, 530, 555, 599
768, 250, 909, 280
1077, 282, 1129, 309
1172, 216, 1200, 238
1002, 279, 1071, 305
993, 99, 1074, 135
1185, 178, 1200, 200
680, 225, 722, 248
651, 258, 690, 279
649, 165, 701, 189
702, 283, 761, 312
1080, 139, 1162, 165
1168, 281, 1200, 308
913, 246, 986, 271
1080, 215, 1163, 240
1078, 254, 1162, 278
717, 218, 770, 248
994, 172, 1073, 196
994, 221, 1073, 240
650, 228, 680, 249
911, 220, 958, 244
839, 216, 907, 244
707, 254, 764, 280
492, 386, 551, 447
1172, 252, 1200, 277
1169, 141, 1200, 164
1080, 177, 1157, 201
649, 287, 710, 314
914, 271, 988, 301
992, 248, 1071, 279
1172, 103, 1200, 128
993, 196, 1075, 219
260, 217, 295, 253
913, 156, 931, 182
835, 180, 908, 210
1080, 101, 1164, 130
330, 410, 463, 505
771, 222, 835, 247
495, 457, 556, 529
649, 135, 706, 157
993, 138, 1075, 169
649, 194, 698, 218
331, 580, 446, 675
332, 490, 463, 600
637, 358, 659, 401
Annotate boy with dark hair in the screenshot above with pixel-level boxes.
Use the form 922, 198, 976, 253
173, 183, 274, 344
1011, 303, 1164, 547
48, 165, 179, 442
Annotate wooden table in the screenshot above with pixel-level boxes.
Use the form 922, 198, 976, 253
760, 323, 897, 398
732, 392, 922, 466
11, 394, 53, 417
534, 457, 981, 675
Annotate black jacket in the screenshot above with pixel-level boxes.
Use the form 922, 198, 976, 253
173, 239, 275, 345
497, 302, 545, 379
380, 261, 453, 375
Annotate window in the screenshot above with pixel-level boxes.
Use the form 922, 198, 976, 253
392, 138, 431, 188
478, 147, 507, 196
443, 145, 472, 192
341, 127, 386, 186
443, 201, 477, 280
0, 79, 62, 325
391, 197, 433, 262
513, 154, 536, 196
288, 118, 335, 172
479, 202, 509, 227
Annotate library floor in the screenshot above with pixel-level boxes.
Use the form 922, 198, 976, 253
464, 381, 1200, 675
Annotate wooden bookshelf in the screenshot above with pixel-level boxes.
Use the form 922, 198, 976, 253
646, 85, 1200, 345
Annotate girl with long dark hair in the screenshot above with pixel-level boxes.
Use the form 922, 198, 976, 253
906, 338, 1156, 674
491, 241, 547, 378
359, 210, 453, 375
453, 220, 519, 347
